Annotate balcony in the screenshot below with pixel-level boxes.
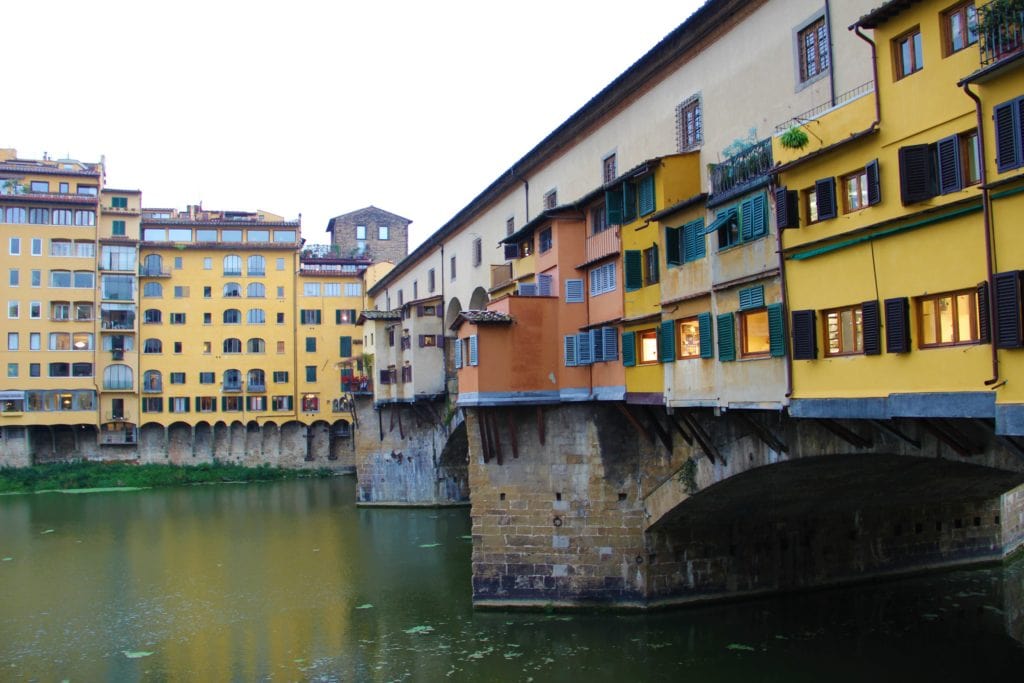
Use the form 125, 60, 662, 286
139, 267, 171, 278
104, 411, 132, 422
247, 383, 266, 393
341, 377, 372, 394
980, 0, 1024, 66
584, 227, 620, 265
223, 382, 242, 393
142, 382, 162, 394
709, 138, 773, 199
490, 263, 513, 290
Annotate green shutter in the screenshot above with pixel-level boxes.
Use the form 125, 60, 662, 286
658, 320, 675, 362
738, 285, 765, 310
638, 175, 656, 215
665, 227, 681, 266
717, 313, 735, 362
606, 188, 623, 224
624, 250, 643, 291
698, 312, 713, 358
622, 331, 636, 367
740, 198, 755, 241
683, 218, 706, 262
750, 194, 767, 238
340, 336, 352, 357
335, 309, 342, 324
622, 181, 637, 223
767, 303, 785, 357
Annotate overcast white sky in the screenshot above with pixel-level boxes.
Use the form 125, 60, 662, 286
5, 0, 703, 249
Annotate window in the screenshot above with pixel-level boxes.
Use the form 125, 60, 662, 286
543, 190, 557, 210
666, 218, 706, 265
428, 268, 436, 293
741, 309, 771, 357
961, 129, 982, 186
30, 238, 41, 256
276, 258, 285, 270
9, 237, 20, 255
29, 209, 49, 225
223, 369, 242, 390
73, 210, 95, 226
173, 341, 182, 353
918, 289, 979, 347
30, 270, 40, 287
305, 337, 317, 352
506, 217, 515, 236
643, 246, 659, 286
943, 2, 978, 55
7, 332, 18, 350
223, 309, 241, 324
277, 312, 285, 324
50, 270, 71, 288
305, 365, 317, 382
222, 396, 242, 411
378, 225, 389, 240
589, 262, 616, 296
344, 283, 361, 297
199, 372, 215, 384
8, 268, 17, 287
450, 254, 457, 281
798, 17, 830, 83
30, 180, 48, 193
77, 185, 97, 196
824, 305, 864, 356
203, 341, 212, 354
676, 94, 702, 151
49, 363, 69, 377
277, 341, 286, 353
170, 312, 186, 324
7, 301, 18, 319
302, 394, 320, 412
247, 255, 265, 275
273, 395, 293, 411
52, 209, 71, 225
58, 182, 68, 194
197, 396, 216, 413
715, 193, 768, 249
323, 283, 340, 297
29, 303, 40, 319
49, 333, 70, 351
223, 283, 241, 297
248, 308, 265, 324
111, 196, 128, 208
247, 282, 265, 298
169, 372, 186, 384
173, 257, 183, 270
273, 371, 289, 383
204, 286, 212, 298
603, 153, 617, 184
103, 365, 133, 390
677, 316, 712, 359
174, 286, 189, 298
223, 255, 242, 275
300, 309, 322, 325
29, 363, 39, 377
142, 397, 163, 413
539, 227, 552, 253
473, 237, 482, 267
894, 27, 923, 79
143, 338, 162, 354
73, 271, 93, 288
224, 338, 242, 353
304, 282, 321, 297
899, 131, 978, 202
247, 338, 265, 353
842, 169, 869, 213
143, 309, 162, 324
637, 329, 659, 364
277, 286, 285, 298
7, 363, 17, 378
356, 225, 366, 240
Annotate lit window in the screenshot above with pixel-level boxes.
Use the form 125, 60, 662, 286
894, 27, 923, 79
824, 305, 864, 356
637, 329, 658, 364
918, 289, 979, 347
740, 309, 771, 357
677, 318, 702, 359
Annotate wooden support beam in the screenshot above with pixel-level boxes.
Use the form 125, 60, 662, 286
614, 403, 654, 444
489, 410, 503, 466
397, 407, 405, 439
388, 404, 396, 433
871, 419, 920, 449
679, 411, 721, 464
537, 406, 546, 446
378, 406, 384, 441
642, 406, 673, 454
478, 408, 491, 463
667, 411, 694, 446
506, 410, 519, 459
816, 419, 873, 449
921, 419, 981, 457
736, 412, 789, 453
998, 435, 1024, 462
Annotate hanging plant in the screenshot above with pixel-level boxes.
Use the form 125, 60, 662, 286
780, 126, 810, 150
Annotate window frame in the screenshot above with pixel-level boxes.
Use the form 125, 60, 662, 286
842, 168, 870, 213
739, 308, 772, 358
894, 26, 924, 80
677, 317, 703, 360
796, 15, 830, 85
676, 94, 702, 151
637, 329, 659, 365
917, 288, 980, 348
942, 1, 978, 56
822, 304, 865, 357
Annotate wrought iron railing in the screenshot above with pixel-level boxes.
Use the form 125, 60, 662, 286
979, 0, 1024, 66
709, 138, 773, 196
773, 81, 875, 133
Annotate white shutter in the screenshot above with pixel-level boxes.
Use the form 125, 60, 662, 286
538, 274, 553, 296
469, 335, 479, 366
454, 339, 464, 369
565, 279, 584, 303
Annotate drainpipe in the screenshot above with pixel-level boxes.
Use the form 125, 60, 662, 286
962, 82, 999, 386
824, 0, 836, 107
440, 243, 448, 392
511, 165, 530, 223
852, 25, 881, 124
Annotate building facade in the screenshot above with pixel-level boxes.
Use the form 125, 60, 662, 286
326, 206, 410, 265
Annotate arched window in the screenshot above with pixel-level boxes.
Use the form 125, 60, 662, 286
223, 338, 242, 353
247, 255, 265, 276
223, 308, 241, 324
247, 338, 265, 353
103, 364, 133, 390
143, 370, 162, 391
247, 369, 265, 390
143, 338, 163, 354
223, 369, 241, 390
223, 282, 241, 297
247, 282, 265, 298
143, 254, 163, 276
143, 282, 163, 298
223, 255, 242, 276
247, 308, 265, 324
143, 309, 162, 324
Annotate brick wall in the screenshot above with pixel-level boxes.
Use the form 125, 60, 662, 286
330, 207, 409, 265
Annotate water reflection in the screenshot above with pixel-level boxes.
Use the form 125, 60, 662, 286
1, 478, 1022, 681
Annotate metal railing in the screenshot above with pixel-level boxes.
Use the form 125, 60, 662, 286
709, 139, 773, 196
980, 0, 1024, 66
773, 81, 875, 133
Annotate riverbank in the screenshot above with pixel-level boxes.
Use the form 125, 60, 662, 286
0, 461, 336, 494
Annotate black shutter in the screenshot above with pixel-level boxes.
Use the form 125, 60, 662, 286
994, 100, 1020, 173
815, 178, 836, 220
884, 297, 911, 353
994, 271, 1023, 348
899, 145, 936, 205
865, 159, 881, 206
774, 186, 798, 229
936, 135, 962, 194
977, 281, 991, 344
791, 309, 817, 360
862, 300, 882, 355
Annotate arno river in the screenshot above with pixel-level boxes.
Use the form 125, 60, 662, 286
1, 477, 1022, 681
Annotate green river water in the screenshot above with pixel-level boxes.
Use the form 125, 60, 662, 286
1, 477, 1022, 681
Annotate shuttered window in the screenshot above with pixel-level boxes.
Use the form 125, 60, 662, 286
697, 312, 713, 359
767, 303, 786, 357
658, 320, 675, 362
683, 218, 706, 262
936, 135, 962, 194
564, 335, 578, 367
339, 336, 352, 357
977, 281, 991, 344
738, 285, 765, 310
565, 279, 585, 303
814, 177, 837, 220
717, 313, 736, 362
665, 226, 681, 266
638, 175, 656, 216
791, 309, 817, 360
468, 335, 478, 366
884, 297, 911, 353
622, 181, 638, 223
865, 159, 881, 206
577, 332, 593, 365
774, 186, 799, 229
994, 97, 1024, 173
590, 262, 616, 296
898, 144, 936, 204
994, 271, 1023, 348
624, 250, 643, 291
538, 273, 553, 296
454, 339, 464, 369
605, 187, 624, 225
740, 193, 768, 240
862, 300, 882, 355
602, 327, 619, 361
622, 331, 636, 367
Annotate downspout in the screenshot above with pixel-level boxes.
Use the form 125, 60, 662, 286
824, 0, 836, 107
511, 165, 530, 223
440, 243, 448, 395
774, 183, 794, 402
852, 25, 881, 124
962, 82, 999, 386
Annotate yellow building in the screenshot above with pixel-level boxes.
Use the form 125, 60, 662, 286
777, 0, 1024, 436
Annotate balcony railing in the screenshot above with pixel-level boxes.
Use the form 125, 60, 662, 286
142, 383, 162, 393
104, 411, 132, 421
709, 138, 773, 197
584, 227, 620, 264
247, 383, 266, 393
223, 382, 242, 393
341, 377, 372, 394
139, 267, 170, 278
980, 0, 1024, 66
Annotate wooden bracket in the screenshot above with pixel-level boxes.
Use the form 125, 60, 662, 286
506, 410, 519, 459
679, 411, 721, 464
536, 406, 546, 446
736, 412, 789, 453
921, 419, 981, 457
871, 419, 920, 449
642, 406, 673, 453
478, 408, 492, 463
614, 403, 654, 444
667, 411, 694, 446
817, 418, 873, 449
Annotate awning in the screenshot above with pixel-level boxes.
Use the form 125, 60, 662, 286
0, 390, 25, 401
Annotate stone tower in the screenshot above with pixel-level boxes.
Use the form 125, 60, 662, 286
326, 206, 410, 264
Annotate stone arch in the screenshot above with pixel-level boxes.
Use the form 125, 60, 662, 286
329, 419, 352, 465
139, 423, 167, 463
261, 422, 281, 463
279, 420, 306, 467
307, 420, 330, 462
444, 296, 462, 331
194, 422, 214, 462
213, 421, 232, 462
468, 286, 488, 310
244, 421, 263, 466
167, 421, 194, 464
229, 421, 247, 461
29, 426, 56, 463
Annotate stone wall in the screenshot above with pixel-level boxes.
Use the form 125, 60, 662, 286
330, 206, 409, 265
354, 398, 468, 505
